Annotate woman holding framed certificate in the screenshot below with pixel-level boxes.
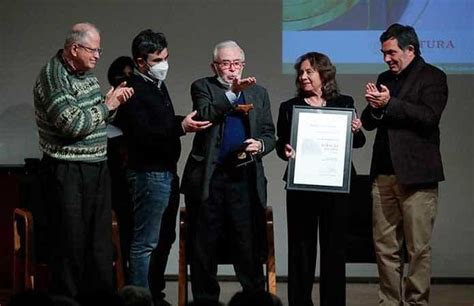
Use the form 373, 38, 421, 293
276, 52, 365, 306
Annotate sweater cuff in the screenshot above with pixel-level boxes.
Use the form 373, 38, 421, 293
96, 102, 111, 122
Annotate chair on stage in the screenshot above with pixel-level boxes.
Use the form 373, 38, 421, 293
177, 206, 277, 306
12, 208, 125, 292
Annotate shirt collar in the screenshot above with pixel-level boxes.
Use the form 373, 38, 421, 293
57, 49, 86, 77
396, 55, 420, 79
136, 70, 162, 88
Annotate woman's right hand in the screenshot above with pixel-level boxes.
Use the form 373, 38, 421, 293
284, 144, 296, 159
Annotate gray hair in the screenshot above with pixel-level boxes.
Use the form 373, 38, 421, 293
212, 40, 245, 62
64, 22, 100, 47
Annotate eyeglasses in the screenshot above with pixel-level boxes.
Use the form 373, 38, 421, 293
214, 60, 244, 69
77, 44, 103, 55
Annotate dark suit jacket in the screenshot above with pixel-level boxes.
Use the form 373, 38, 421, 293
361, 57, 448, 184
114, 74, 184, 171
181, 76, 276, 207
276, 94, 366, 180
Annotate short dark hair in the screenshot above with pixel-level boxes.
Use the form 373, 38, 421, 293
294, 52, 339, 100
380, 23, 421, 56
131, 29, 167, 62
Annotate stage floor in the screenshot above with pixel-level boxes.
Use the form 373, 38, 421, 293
2, 282, 473, 305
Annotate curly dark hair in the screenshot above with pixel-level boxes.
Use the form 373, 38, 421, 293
107, 56, 134, 87
294, 52, 339, 100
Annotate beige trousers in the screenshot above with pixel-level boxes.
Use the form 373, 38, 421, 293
372, 175, 438, 306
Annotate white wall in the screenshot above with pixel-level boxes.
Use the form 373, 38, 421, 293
1, 0, 473, 278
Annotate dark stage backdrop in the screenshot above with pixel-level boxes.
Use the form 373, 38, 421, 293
0, 0, 472, 280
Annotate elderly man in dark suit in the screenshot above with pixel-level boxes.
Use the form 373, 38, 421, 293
181, 40, 275, 306
361, 24, 448, 306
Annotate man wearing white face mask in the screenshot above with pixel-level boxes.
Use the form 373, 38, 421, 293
114, 29, 211, 306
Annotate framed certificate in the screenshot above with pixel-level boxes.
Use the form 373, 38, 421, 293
287, 106, 354, 193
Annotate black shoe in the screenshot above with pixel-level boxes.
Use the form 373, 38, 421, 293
154, 298, 171, 306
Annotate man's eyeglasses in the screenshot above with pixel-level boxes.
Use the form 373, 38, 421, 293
214, 60, 244, 69
77, 44, 103, 55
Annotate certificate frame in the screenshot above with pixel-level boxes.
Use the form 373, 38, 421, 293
287, 106, 354, 193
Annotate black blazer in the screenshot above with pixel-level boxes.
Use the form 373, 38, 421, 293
361, 57, 448, 185
181, 76, 276, 206
276, 94, 366, 180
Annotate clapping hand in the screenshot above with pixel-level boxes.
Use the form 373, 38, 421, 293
105, 81, 134, 111
365, 82, 390, 109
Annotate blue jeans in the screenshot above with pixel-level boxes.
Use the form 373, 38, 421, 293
126, 170, 175, 288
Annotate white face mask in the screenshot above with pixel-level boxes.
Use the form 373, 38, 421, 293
148, 60, 169, 81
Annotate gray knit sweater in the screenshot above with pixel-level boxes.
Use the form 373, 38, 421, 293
33, 51, 112, 162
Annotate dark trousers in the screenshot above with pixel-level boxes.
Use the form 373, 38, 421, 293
190, 166, 265, 305
40, 156, 113, 297
148, 174, 180, 303
287, 190, 348, 306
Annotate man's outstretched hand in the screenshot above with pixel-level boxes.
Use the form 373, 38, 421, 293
182, 110, 212, 133
231, 77, 256, 93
